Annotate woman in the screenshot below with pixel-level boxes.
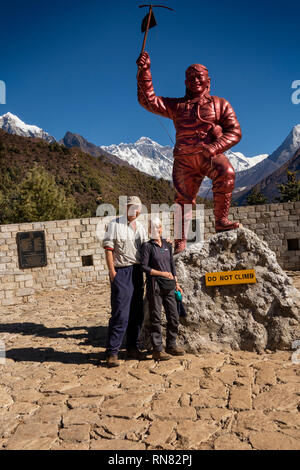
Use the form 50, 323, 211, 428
141, 217, 185, 361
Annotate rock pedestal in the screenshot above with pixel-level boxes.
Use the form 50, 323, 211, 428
140, 228, 300, 353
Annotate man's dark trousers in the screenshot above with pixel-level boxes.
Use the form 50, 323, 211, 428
106, 264, 144, 356
147, 278, 179, 353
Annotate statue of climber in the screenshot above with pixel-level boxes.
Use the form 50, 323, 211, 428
137, 51, 242, 254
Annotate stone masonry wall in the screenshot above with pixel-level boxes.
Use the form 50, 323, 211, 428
0, 218, 108, 307
205, 201, 300, 271
0, 202, 299, 306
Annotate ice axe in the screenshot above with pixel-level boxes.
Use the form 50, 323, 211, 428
139, 4, 174, 54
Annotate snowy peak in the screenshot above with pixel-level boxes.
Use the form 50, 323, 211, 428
0, 112, 55, 143
225, 149, 268, 172
292, 124, 300, 146
135, 136, 155, 144
234, 123, 300, 192
266, 124, 300, 167
101, 137, 174, 180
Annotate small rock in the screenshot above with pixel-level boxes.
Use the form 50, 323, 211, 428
0, 386, 14, 408
229, 385, 252, 411
59, 424, 90, 443
249, 431, 300, 450
177, 421, 218, 449
144, 420, 177, 447
214, 433, 252, 450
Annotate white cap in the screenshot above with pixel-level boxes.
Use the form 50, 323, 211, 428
126, 196, 142, 207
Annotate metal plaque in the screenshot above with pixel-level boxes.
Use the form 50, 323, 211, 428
17, 231, 48, 269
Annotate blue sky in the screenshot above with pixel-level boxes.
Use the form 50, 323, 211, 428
1, 0, 299, 156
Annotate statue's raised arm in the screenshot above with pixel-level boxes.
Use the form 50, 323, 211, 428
137, 52, 176, 119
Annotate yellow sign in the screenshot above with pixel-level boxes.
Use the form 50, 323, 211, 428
205, 269, 256, 287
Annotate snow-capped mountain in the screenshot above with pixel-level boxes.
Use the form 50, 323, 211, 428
235, 124, 300, 191
0, 112, 55, 143
101, 137, 268, 181
2, 111, 298, 204
236, 148, 300, 204
101, 137, 174, 180
225, 150, 268, 172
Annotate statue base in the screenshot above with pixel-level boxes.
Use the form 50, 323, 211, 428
140, 228, 300, 353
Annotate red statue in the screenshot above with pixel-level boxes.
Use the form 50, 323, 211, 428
137, 52, 242, 254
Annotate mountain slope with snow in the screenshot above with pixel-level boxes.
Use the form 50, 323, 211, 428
101, 137, 174, 180
235, 124, 300, 191
236, 148, 300, 204
101, 137, 268, 181
2, 111, 298, 205
0, 112, 55, 143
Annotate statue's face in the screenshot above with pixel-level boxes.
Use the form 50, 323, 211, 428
185, 68, 210, 95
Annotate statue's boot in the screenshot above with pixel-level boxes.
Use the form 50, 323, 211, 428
174, 204, 192, 255
214, 192, 239, 233
174, 239, 187, 255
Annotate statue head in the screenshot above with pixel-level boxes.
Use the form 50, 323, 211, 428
185, 64, 211, 97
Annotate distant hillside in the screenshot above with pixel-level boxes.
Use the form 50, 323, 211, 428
61, 131, 132, 168
236, 148, 300, 204
0, 130, 211, 224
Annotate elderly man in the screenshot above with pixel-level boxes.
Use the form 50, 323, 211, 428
103, 196, 148, 367
137, 52, 242, 254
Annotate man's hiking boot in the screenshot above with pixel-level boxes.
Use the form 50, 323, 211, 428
165, 346, 185, 356
152, 350, 171, 362
106, 355, 120, 368
126, 349, 148, 361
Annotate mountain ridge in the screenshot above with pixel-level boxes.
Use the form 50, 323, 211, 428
1, 112, 299, 205
101, 137, 268, 181
234, 125, 300, 193
0, 112, 55, 143
0, 129, 184, 223
236, 148, 300, 204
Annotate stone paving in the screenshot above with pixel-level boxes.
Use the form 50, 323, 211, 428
0, 275, 299, 450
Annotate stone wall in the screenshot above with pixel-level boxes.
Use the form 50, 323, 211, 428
205, 201, 300, 271
0, 218, 108, 306
0, 202, 299, 306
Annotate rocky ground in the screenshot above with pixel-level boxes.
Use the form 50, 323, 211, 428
0, 273, 299, 451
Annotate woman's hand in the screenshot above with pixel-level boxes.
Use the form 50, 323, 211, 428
162, 272, 174, 280
176, 283, 183, 295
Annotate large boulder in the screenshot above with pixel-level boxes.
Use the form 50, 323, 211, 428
141, 228, 300, 353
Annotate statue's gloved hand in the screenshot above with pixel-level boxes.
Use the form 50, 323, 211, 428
210, 125, 223, 139
136, 51, 151, 70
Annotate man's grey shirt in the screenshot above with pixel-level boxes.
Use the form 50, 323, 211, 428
103, 215, 148, 268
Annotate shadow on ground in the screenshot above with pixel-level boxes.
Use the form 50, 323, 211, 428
0, 323, 108, 347
5, 346, 131, 366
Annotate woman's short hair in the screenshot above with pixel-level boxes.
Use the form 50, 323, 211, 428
149, 216, 162, 229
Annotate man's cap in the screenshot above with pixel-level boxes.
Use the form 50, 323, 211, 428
126, 196, 142, 207
186, 64, 209, 77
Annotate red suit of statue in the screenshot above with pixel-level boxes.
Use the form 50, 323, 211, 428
137, 52, 242, 254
